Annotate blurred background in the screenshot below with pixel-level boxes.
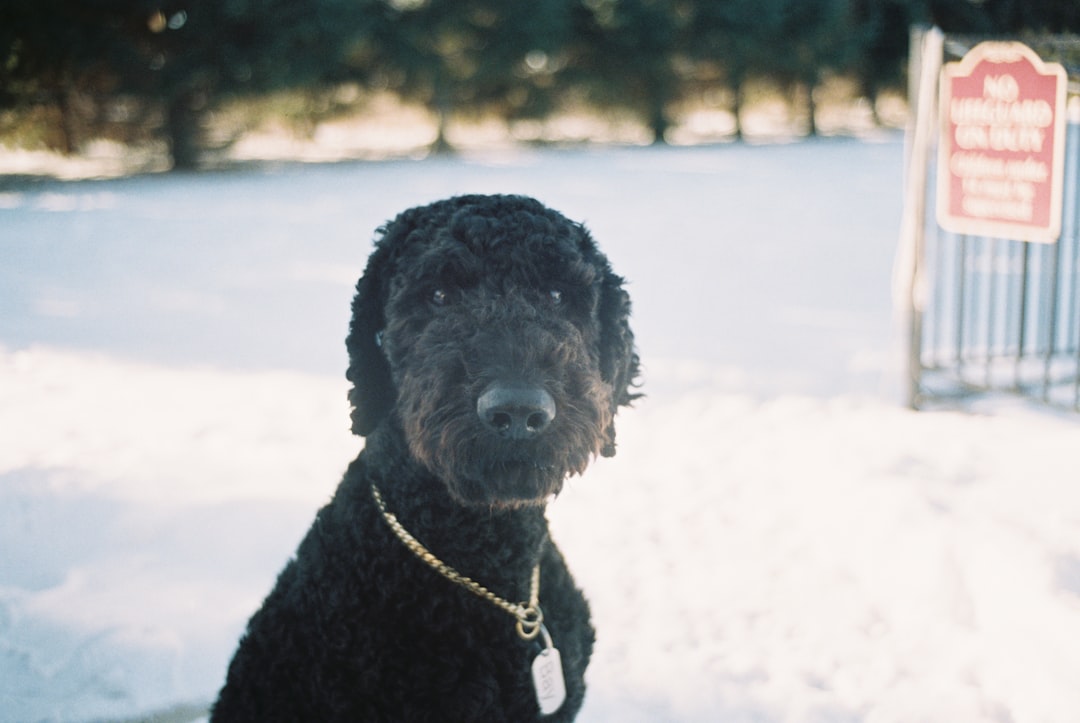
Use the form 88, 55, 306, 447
1, 0, 1078, 173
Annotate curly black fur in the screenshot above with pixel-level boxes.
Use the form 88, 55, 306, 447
212, 194, 640, 721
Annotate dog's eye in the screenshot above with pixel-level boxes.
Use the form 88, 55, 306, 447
431, 289, 448, 306
547, 290, 563, 305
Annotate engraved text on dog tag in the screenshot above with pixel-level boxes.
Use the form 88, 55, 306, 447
532, 647, 566, 715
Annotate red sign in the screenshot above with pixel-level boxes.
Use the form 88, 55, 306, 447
937, 42, 1067, 243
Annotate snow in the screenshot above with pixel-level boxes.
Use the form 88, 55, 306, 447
2, 136, 1079, 722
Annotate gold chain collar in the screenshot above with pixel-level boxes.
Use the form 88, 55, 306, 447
371, 484, 544, 641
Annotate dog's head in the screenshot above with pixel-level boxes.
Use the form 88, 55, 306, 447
346, 194, 639, 507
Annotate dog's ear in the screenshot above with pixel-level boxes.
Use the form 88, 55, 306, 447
345, 242, 396, 437
598, 267, 641, 457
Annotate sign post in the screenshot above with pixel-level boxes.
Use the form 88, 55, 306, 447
937, 42, 1067, 243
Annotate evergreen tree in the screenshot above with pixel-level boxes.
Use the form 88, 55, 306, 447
683, 0, 785, 140
774, 0, 861, 136
0, 1, 131, 154
941, 0, 1080, 32
117, 0, 372, 168
372, 0, 571, 152
2, 0, 375, 168
564, 0, 685, 144
851, 0, 912, 125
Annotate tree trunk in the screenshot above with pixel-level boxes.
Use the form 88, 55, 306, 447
866, 85, 882, 127
165, 92, 201, 170
648, 82, 670, 145
430, 73, 454, 154
730, 74, 745, 142
803, 82, 818, 137
56, 88, 76, 156
432, 107, 453, 154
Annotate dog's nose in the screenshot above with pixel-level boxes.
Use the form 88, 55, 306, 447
477, 383, 556, 439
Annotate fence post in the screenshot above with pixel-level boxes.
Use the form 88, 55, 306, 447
895, 26, 944, 408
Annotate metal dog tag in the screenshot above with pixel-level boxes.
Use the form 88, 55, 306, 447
531, 625, 566, 715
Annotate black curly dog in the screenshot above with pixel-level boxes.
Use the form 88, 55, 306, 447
212, 194, 639, 721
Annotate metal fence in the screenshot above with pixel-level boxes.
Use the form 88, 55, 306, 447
901, 29, 1080, 411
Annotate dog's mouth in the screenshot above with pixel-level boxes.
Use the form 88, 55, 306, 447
403, 407, 576, 507
449, 457, 566, 508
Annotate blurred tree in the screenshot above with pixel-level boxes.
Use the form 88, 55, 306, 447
371, 0, 572, 152
564, 0, 685, 144
773, 0, 862, 136
118, 0, 378, 168
926, 0, 1080, 32
1, 0, 378, 169
923, 0, 997, 32
851, 0, 914, 124
683, 0, 784, 140
0, 1, 129, 154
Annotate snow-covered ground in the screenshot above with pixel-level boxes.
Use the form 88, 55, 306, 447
2, 136, 1079, 722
